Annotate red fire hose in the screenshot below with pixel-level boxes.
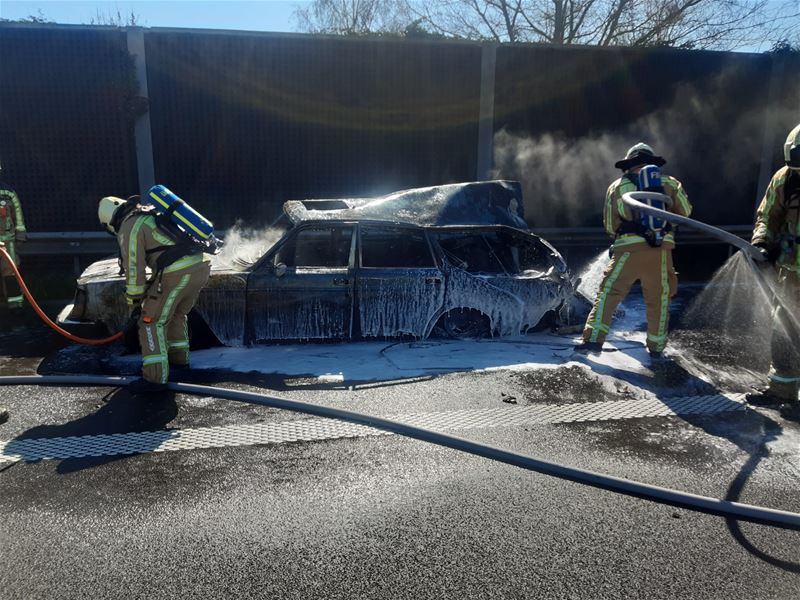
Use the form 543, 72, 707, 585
0, 244, 122, 345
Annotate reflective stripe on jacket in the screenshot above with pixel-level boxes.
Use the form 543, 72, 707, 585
117, 212, 208, 300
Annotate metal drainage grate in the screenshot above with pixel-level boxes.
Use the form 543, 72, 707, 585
0, 394, 745, 464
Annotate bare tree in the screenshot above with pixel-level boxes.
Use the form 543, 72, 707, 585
88, 9, 142, 27
408, 0, 799, 49
0, 9, 52, 23
293, 0, 413, 35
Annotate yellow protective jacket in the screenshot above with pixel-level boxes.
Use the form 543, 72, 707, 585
752, 166, 800, 271
117, 211, 208, 305
603, 174, 692, 248
0, 185, 26, 243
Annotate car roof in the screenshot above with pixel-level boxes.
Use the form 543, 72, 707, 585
283, 180, 528, 229
294, 218, 532, 235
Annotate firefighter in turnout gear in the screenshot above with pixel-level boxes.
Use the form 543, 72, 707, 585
0, 161, 27, 310
98, 195, 211, 393
746, 124, 800, 419
577, 143, 692, 358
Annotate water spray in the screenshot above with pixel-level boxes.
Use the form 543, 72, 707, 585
622, 192, 800, 338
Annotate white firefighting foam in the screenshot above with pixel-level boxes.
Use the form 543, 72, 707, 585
176, 331, 650, 382
357, 274, 445, 338
212, 225, 287, 270
109, 297, 651, 383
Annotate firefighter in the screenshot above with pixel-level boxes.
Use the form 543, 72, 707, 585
0, 161, 27, 310
576, 143, 692, 359
98, 195, 211, 394
746, 124, 800, 419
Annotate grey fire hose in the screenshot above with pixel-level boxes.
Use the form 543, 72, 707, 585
621, 192, 765, 261
2, 374, 800, 530
622, 192, 800, 334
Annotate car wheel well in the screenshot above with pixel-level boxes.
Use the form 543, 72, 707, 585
187, 310, 223, 349
432, 308, 492, 339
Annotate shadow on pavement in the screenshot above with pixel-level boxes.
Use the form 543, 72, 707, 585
576, 349, 800, 572
8, 303, 799, 567
0, 320, 68, 358
723, 416, 800, 573
7, 388, 178, 475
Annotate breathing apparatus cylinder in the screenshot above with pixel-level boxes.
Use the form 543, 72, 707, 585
636, 165, 672, 247
146, 185, 215, 243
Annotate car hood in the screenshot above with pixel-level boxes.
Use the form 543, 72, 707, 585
282, 180, 527, 229
76, 257, 244, 286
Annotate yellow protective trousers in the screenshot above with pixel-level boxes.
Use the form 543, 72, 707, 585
138, 260, 210, 384
582, 244, 678, 353
766, 268, 800, 401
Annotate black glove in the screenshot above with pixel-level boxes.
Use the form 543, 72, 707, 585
752, 242, 778, 264
122, 306, 142, 353
126, 295, 143, 316
124, 305, 141, 331
15, 231, 26, 243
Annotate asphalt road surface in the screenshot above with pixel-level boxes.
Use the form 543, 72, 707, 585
1, 315, 799, 600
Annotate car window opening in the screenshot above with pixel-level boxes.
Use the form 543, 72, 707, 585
276, 226, 353, 268
515, 239, 551, 273
361, 227, 435, 269
435, 233, 508, 274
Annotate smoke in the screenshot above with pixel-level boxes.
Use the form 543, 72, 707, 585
212, 222, 287, 269
493, 67, 800, 228
493, 130, 622, 227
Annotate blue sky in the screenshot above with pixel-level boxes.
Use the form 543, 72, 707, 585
0, 0, 307, 32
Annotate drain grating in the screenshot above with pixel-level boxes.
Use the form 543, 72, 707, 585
0, 394, 746, 464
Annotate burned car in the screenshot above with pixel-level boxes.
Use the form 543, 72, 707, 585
59, 181, 586, 345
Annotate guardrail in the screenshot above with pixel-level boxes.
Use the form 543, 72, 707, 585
533, 225, 753, 247
18, 232, 117, 256
17, 226, 755, 257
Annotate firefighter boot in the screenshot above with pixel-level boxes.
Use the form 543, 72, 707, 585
574, 341, 603, 354
745, 389, 787, 409
779, 401, 800, 421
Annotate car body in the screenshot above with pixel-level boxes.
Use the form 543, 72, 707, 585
59, 181, 587, 345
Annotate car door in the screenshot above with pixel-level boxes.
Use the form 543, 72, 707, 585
356, 224, 445, 337
246, 224, 356, 342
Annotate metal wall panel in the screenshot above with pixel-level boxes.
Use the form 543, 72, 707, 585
0, 26, 139, 231
144, 31, 482, 228
494, 44, 789, 229
2, 23, 796, 244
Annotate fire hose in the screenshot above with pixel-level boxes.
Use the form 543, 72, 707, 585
622, 192, 800, 336
2, 374, 800, 530
622, 192, 764, 260
2, 218, 800, 530
0, 244, 122, 345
